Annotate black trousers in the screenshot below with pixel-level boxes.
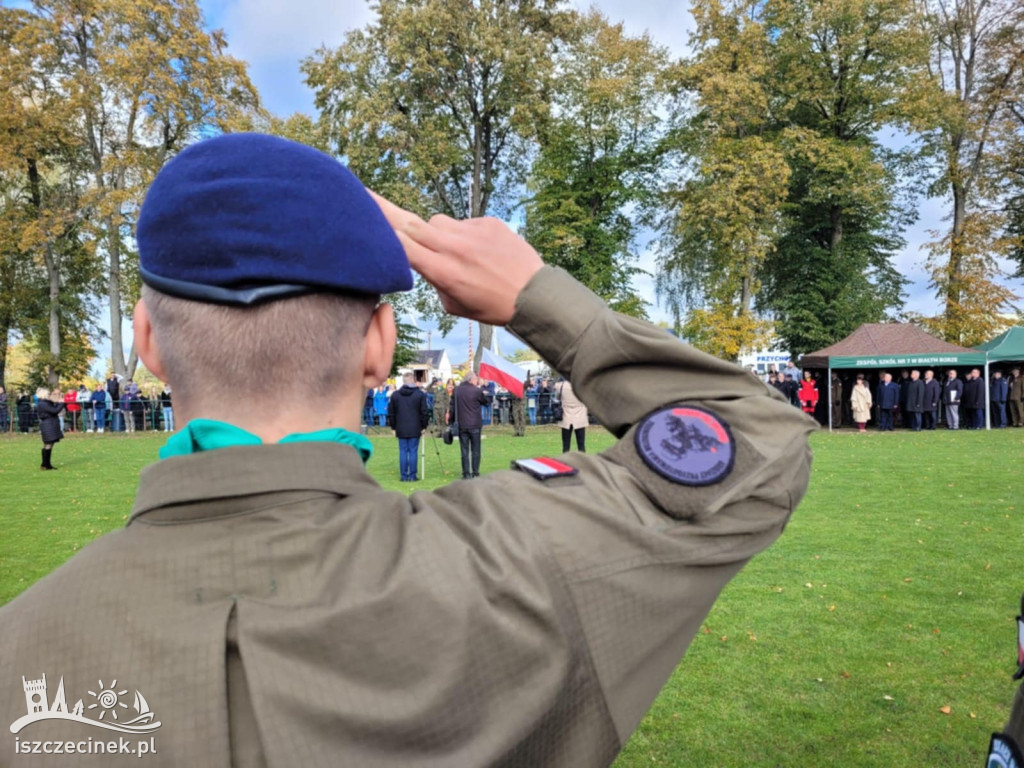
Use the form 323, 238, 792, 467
459, 428, 482, 477
561, 427, 586, 453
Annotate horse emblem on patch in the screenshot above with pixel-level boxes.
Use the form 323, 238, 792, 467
635, 405, 735, 486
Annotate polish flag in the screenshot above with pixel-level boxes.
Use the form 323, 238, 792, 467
479, 347, 526, 398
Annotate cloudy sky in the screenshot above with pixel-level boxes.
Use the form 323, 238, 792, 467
91, 0, 1021, 372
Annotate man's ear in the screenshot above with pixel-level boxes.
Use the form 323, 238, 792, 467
134, 299, 169, 384
363, 303, 397, 389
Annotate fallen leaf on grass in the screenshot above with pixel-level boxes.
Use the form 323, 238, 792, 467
985, 563, 992, 571
939, 705, 951, 715
970, 712, 977, 719
883, 695, 895, 701
828, 605, 836, 612
841, 671, 851, 678
904, 578, 912, 583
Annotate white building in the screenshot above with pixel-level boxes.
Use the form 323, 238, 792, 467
399, 349, 453, 385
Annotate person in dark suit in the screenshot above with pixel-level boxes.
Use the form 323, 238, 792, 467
921, 370, 941, 429
388, 373, 430, 481
904, 370, 925, 431
990, 371, 1008, 428
449, 373, 489, 479
876, 372, 899, 431
783, 374, 800, 407
942, 369, 963, 429
962, 369, 984, 429
897, 370, 911, 427
831, 372, 843, 427
36, 388, 66, 470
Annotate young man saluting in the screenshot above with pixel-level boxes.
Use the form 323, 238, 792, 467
0, 134, 815, 767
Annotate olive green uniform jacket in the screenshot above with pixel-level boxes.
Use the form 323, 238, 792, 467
0, 268, 816, 767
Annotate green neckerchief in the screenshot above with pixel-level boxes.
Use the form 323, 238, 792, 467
159, 418, 373, 463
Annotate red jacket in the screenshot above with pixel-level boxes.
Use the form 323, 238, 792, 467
799, 379, 819, 414
64, 390, 80, 413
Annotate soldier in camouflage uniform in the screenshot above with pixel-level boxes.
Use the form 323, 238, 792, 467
432, 380, 453, 436
511, 392, 527, 436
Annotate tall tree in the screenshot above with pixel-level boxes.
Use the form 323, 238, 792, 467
658, 0, 788, 359
662, 0, 931, 358
753, 0, 928, 354
522, 11, 669, 318
36, 0, 259, 378
917, 0, 1024, 343
304, 0, 573, 369
0, 6, 98, 388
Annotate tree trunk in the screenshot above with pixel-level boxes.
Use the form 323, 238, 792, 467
944, 185, 967, 343
107, 214, 127, 377
27, 158, 62, 388
44, 242, 61, 388
829, 204, 843, 255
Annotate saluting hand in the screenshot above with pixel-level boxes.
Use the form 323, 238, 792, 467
369, 191, 544, 326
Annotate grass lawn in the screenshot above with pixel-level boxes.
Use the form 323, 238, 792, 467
1, 425, 1022, 766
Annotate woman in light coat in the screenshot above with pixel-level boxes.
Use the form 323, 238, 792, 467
557, 379, 589, 453
851, 375, 873, 433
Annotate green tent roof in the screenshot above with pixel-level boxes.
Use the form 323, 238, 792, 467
975, 326, 1024, 361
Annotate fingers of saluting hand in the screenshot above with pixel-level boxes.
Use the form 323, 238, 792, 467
368, 190, 462, 286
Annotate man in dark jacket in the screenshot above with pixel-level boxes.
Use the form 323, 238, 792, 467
897, 370, 911, 427
876, 372, 899, 431
388, 373, 430, 482
831, 372, 843, 427
782, 374, 800, 407
962, 369, 984, 429
449, 373, 489, 479
1010, 368, 1024, 428
942, 369, 963, 430
990, 371, 1009, 428
904, 370, 925, 431
921, 370, 941, 430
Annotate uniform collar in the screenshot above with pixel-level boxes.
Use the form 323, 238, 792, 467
129, 442, 382, 524
159, 418, 373, 462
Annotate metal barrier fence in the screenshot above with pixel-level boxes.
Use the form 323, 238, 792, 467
0, 398, 581, 434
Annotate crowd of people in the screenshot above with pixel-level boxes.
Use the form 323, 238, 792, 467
367, 372, 591, 482
761, 363, 1024, 431
0, 376, 174, 436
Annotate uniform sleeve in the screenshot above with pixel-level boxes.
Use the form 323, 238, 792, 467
430, 267, 816, 744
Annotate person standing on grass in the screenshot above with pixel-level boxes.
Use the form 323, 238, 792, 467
557, 378, 588, 453
798, 371, 819, 418
388, 372, 430, 482
1009, 368, 1024, 428
0, 385, 8, 433
922, 370, 940, 430
943, 370, 963, 430
373, 384, 389, 426
91, 383, 107, 433
851, 375, 873, 432
76, 383, 92, 432
962, 369, 982, 429
876, 372, 898, 431
904, 370, 925, 431
449, 372, 488, 479
160, 385, 175, 432
990, 371, 1008, 429
830, 372, 843, 427
36, 387, 65, 470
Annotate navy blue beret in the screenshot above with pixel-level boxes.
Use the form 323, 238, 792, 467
137, 133, 412, 305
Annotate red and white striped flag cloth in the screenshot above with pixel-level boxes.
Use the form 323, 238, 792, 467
479, 347, 526, 398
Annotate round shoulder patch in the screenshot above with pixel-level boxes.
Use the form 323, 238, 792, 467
634, 405, 735, 486
988, 733, 1023, 768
